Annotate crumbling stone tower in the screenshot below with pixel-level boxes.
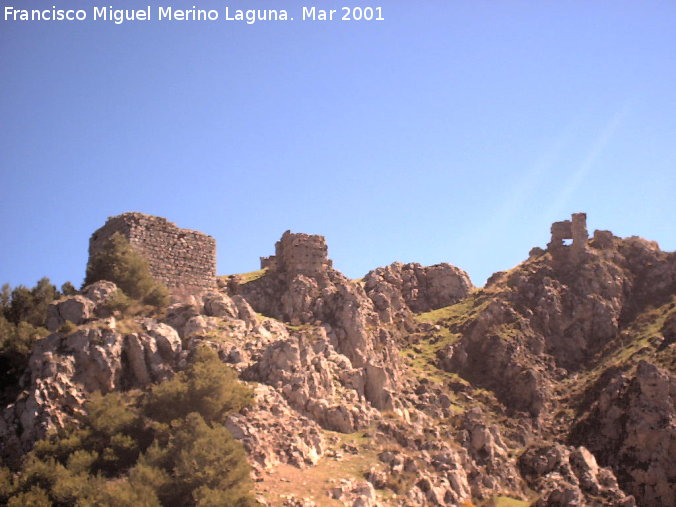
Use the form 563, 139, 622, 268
547, 212, 589, 261
260, 230, 333, 276
89, 212, 216, 293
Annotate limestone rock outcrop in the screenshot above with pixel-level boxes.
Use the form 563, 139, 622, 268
0, 318, 182, 462
328, 478, 377, 507
45, 280, 118, 331
244, 327, 381, 432
519, 444, 635, 506
431, 216, 675, 506
438, 225, 675, 419
231, 231, 400, 411
363, 262, 473, 323
45, 295, 95, 331
225, 384, 325, 474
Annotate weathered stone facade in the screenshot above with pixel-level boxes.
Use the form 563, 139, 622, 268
259, 230, 333, 275
89, 212, 216, 293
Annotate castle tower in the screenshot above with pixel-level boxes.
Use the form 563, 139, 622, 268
89, 212, 216, 293
547, 212, 589, 262
259, 230, 333, 276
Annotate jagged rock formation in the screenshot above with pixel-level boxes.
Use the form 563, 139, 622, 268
1, 213, 673, 507
440, 216, 674, 408
230, 231, 401, 411
363, 262, 473, 324
243, 328, 379, 433
45, 280, 118, 331
0, 283, 183, 463
519, 444, 635, 506
431, 213, 675, 506
226, 384, 325, 473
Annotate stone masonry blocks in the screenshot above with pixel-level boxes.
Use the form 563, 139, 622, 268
260, 230, 333, 275
89, 212, 216, 293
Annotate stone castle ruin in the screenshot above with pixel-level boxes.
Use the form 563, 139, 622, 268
89, 212, 609, 295
543, 212, 620, 262
547, 212, 589, 260
89, 212, 216, 292
260, 230, 333, 276
548, 212, 588, 250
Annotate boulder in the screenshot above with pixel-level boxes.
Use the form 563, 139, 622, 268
46, 296, 95, 331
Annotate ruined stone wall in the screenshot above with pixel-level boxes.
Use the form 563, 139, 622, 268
89, 212, 216, 292
548, 213, 588, 249
260, 230, 332, 275
550, 221, 573, 246
260, 256, 278, 270
547, 212, 589, 262
571, 212, 588, 251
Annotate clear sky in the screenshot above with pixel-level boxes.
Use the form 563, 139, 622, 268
1, 0, 675, 290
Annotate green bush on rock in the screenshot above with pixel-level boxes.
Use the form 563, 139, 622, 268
2, 347, 256, 506
85, 232, 169, 308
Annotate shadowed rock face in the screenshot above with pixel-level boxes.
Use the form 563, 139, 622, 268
571, 361, 675, 507
443, 233, 673, 381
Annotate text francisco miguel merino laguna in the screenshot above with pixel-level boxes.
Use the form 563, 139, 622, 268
3, 5, 385, 24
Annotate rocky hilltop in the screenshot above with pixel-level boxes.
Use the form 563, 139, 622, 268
1, 212, 673, 507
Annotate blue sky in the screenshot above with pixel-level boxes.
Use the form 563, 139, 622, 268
1, 0, 675, 289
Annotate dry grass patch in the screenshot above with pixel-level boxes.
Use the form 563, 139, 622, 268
256, 430, 394, 506
482, 496, 531, 507
236, 268, 269, 284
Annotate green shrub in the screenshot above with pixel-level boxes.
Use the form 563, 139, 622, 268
0, 317, 49, 397
0, 279, 54, 397
0, 315, 16, 350
81, 479, 162, 507
0, 466, 17, 503
128, 463, 171, 496
4, 278, 57, 328
6, 486, 51, 507
103, 289, 134, 314
4, 347, 255, 506
0, 284, 10, 312
142, 285, 170, 307
11, 321, 48, 356
145, 347, 253, 424
85, 233, 169, 308
60, 282, 77, 296
157, 413, 254, 507
66, 450, 98, 474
